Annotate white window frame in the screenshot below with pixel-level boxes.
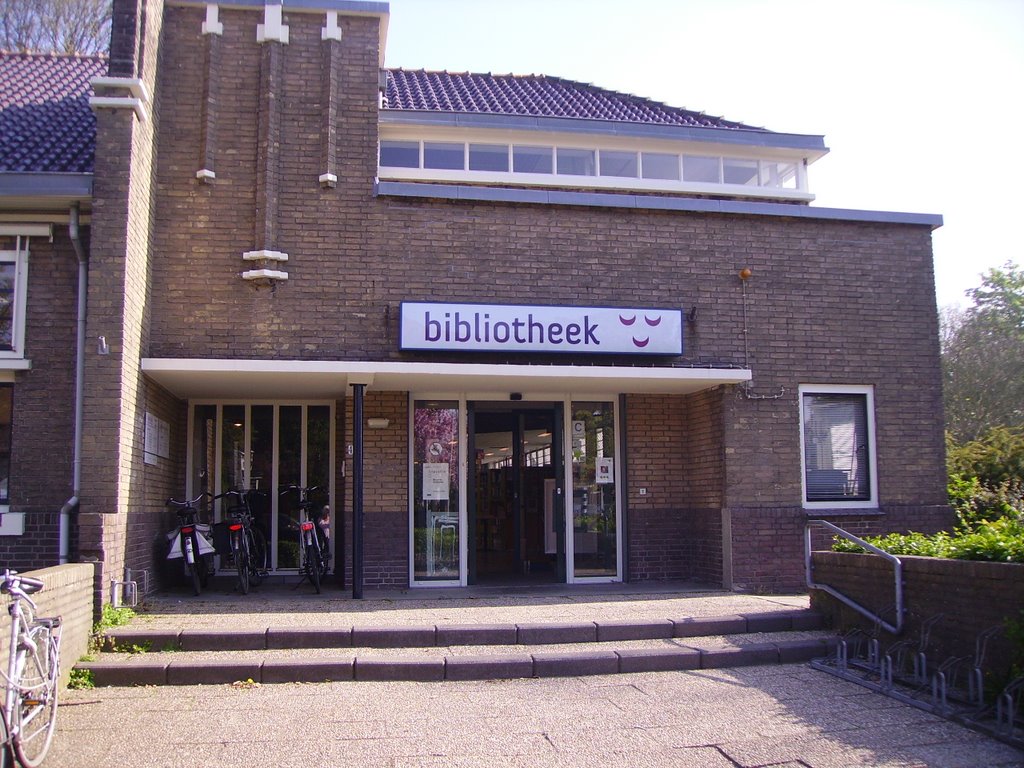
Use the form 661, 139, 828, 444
0, 377, 19, 536
408, 393, 467, 588
186, 400, 336, 573
378, 127, 816, 202
798, 384, 878, 510
0, 243, 30, 360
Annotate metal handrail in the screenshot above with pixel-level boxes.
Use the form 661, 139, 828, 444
805, 519, 903, 634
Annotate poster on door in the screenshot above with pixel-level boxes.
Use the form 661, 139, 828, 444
423, 463, 450, 501
596, 457, 614, 484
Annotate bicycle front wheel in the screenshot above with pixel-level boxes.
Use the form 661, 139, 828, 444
0, 702, 12, 768
12, 625, 59, 768
183, 533, 202, 596
248, 528, 267, 587
235, 534, 250, 595
306, 542, 322, 593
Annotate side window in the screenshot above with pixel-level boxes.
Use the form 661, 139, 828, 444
800, 385, 876, 507
0, 249, 28, 358
0, 385, 11, 504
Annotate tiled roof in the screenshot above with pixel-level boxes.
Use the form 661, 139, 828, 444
384, 69, 763, 131
0, 52, 107, 174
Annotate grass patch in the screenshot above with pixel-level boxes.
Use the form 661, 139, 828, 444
68, 668, 95, 690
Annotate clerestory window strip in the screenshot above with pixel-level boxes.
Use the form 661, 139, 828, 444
381, 139, 802, 193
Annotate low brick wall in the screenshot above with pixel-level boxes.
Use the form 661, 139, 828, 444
809, 551, 1024, 679
0, 563, 96, 688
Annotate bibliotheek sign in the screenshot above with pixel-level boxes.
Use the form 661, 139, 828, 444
400, 302, 683, 356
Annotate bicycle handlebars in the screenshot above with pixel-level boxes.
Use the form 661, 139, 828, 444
278, 485, 320, 496
166, 492, 211, 508
1, 570, 44, 595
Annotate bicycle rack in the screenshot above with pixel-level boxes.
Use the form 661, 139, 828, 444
995, 675, 1024, 739
814, 619, 1023, 750
931, 625, 1002, 715
881, 613, 944, 690
110, 568, 148, 607
839, 607, 890, 674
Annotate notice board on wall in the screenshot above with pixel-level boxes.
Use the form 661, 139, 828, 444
144, 412, 170, 465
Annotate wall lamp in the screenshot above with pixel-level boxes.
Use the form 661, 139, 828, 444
367, 418, 390, 429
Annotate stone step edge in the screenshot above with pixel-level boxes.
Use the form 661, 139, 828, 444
103, 610, 825, 652
78, 636, 839, 687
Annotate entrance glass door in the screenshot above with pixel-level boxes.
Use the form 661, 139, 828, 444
468, 402, 562, 585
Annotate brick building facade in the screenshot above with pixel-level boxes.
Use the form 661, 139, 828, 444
1, 0, 951, 596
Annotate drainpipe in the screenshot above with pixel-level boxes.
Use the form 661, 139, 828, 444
61, 203, 87, 564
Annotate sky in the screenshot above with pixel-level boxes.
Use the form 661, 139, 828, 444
381, 0, 1024, 310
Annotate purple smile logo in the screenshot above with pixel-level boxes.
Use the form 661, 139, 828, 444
619, 313, 663, 347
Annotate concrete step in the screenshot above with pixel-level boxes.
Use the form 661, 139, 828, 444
101, 608, 825, 651
79, 610, 836, 687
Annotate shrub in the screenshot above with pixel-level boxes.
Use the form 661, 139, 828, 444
948, 473, 1023, 532
833, 518, 1024, 563
947, 426, 1024, 488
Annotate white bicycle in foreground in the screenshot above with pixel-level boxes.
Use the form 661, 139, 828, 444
0, 570, 61, 767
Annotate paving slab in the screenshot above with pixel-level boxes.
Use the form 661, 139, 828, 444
124, 582, 813, 633
48, 666, 1024, 768
532, 650, 620, 677
166, 658, 261, 685
435, 623, 518, 646
261, 657, 353, 683
673, 614, 747, 636
615, 646, 701, 673
265, 626, 353, 648
595, 619, 674, 641
178, 628, 266, 651
444, 654, 535, 681
354, 657, 445, 682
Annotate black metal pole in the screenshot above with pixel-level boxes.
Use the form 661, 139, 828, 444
352, 383, 364, 599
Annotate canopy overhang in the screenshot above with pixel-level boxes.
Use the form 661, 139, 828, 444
141, 358, 751, 400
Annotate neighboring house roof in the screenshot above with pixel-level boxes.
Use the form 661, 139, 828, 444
0, 52, 107, 174
384, 69, 764, 131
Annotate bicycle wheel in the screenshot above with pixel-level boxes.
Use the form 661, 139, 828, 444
181, 533, 202, 596
198, 554, 210, 589
0, 707, 12, 768
305, 542, 321, 593
248, 528, 267, 587
12, 625, 59, 768
234, 533, 250, 595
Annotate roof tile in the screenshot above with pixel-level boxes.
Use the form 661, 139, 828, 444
0, 57, 768, 179
384, 69, 763, 131
0, 52, 107, 174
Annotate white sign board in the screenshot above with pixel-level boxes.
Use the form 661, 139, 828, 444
400, 302, 683, 356
596, 457, 614, 484
422, 463, 450, 501
144, 412, 170, 466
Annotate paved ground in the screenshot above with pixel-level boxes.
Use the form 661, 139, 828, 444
52, 665, 1023, 767
127, 581, 813, 629
52, 583, 1024, 767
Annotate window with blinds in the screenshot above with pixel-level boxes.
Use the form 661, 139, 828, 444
801, 391, 872, 503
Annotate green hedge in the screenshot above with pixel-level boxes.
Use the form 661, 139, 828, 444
834, 518, 1024, 563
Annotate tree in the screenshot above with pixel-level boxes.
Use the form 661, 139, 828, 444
0, 0, 110, 55
942, 261, 1024, 442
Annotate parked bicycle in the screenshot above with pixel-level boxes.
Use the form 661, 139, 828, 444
165, 493, 215, 596
214, 490, 268, 595
280, 485, 330, 593
0, 570, 61, 768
